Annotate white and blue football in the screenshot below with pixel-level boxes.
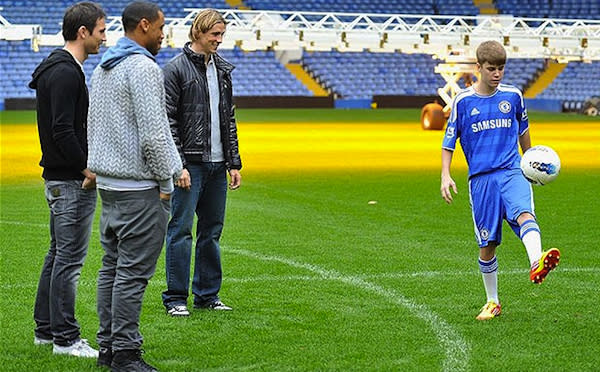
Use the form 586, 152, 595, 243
520, 145, 561, 185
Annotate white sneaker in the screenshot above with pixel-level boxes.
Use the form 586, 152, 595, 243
34, 336, 53, 345
196, 300, 232, 311
53, 339, 99, 358
166, 305, 190, 317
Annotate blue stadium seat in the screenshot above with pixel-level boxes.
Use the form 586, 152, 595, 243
495, 0, 600, 18
0, 38, 313, 101
244, 0, 436, 15
538, 62, 600, 103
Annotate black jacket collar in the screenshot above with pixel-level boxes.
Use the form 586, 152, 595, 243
182, 42, 235, 74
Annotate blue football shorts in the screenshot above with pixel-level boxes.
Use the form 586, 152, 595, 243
468, 168, 535, 247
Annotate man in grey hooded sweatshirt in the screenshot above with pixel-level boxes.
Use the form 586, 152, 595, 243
87, 2, 182, 371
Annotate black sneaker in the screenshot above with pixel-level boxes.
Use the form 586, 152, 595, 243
97, 346, 112, 368
194, 300, 232, 311
111, 349, 158, 372
166, 304, 190, 317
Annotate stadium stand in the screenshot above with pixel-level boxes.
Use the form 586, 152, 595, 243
244, 0, 479, 17
433, 0, 479, 16
0, 0, 597, 111
303, 52, 544, 99
303, 52, 445, 99
503, 58, 546, 93
0, 39, 312, 100
538, 61, 600, 111
495, 0, 600, 19
0, 0, 230, 34
0, 34, 542, 103
244, 0, 436, 15
0, 40, 42, 99
221, 49, 312, 96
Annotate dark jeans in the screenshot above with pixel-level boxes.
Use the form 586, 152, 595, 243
34, 180, 96, 346
162, 162, 227, 308
96, 188, 170, 351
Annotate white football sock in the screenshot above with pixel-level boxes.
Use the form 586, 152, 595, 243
520, 219, 542, 267
479, 256, 499, 304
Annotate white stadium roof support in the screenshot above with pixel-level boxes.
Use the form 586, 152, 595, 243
161, 9, 600, 62
16, 8, 599, 62
162, 9, 600, 110
5, 8, 599, 108
434, 62, 478, 114
0, 7, 40, 47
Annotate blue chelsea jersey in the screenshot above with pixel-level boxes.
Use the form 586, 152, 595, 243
442, 84, 529, 178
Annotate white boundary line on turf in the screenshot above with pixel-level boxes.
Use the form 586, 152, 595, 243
227, 247, 470, 372
5, 218, 597, 370
354, 266, 600, 280
0, 220, 49, 228
3, 266, 598, 290
225, 266, 600, 283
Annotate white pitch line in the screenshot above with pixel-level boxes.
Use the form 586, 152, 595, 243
4, 266, 598, 290
226, 266, 600, 282
4, 219, 597, 277
5, 219, 598, 370
355, 266, 600, 280
227, 247, 470, 372
0, 220, 49, 228
0, 276, 328, 291
225, 274, 320, 283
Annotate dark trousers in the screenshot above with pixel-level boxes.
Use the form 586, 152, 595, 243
96, 188, 170, 351
162, 162, 228, 308
34, 180, 96, 346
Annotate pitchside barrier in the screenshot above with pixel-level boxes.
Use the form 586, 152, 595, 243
0, 96, 458, 110
3, 96, 564, 113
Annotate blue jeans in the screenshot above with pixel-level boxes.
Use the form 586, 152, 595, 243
162, 162, 228, 308
34, 180, 96, 346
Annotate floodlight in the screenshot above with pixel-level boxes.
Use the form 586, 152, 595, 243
259, 29, 298, 43
419, 33, 463, 57
583, 38, 600, 60
468, 35, 503, 48
383, 33, 422, 52
427, 33, 463, 48
301, 30, 340, 51
225, 28, 257, 43
239, 39, 271, 51
544, 36, 582, 49
38, 33, 64, 46
342, 30, 381, 50
219, 37, 236, 50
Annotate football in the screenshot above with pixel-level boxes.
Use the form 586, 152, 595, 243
520, 145, 561, 185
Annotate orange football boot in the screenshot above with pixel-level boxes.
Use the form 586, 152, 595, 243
530, 248, 560, 284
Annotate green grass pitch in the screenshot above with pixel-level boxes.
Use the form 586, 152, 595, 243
0, 109, 599, 371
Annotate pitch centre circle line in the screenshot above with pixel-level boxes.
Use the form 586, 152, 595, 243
228, 247, 470, 372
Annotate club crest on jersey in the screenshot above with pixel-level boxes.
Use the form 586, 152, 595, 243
498, 100, 511, 113
480, 228, 489, 240
446, 127, 455, 138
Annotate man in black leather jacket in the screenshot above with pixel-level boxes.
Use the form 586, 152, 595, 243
161, 8, 242, 316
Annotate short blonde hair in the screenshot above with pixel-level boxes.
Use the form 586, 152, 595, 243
189, 9, 226, 41
476, 40, 507, 66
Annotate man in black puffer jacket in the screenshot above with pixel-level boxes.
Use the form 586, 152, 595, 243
161, 8, 242, 317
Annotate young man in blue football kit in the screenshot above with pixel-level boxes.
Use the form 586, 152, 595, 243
440, 40, 560, 321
